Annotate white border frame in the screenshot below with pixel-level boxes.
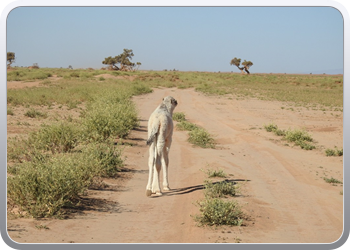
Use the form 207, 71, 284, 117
1, 1, 348, 249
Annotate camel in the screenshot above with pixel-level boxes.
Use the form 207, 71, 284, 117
146, 96, 178, 196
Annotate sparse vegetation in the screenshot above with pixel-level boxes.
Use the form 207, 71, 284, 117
7, 108, 14, 116
7, 68, 343, 222
7, 152, 98, 218
188, 128, 215, 148
194, 166, 244, 227
325, 147, 343, 157
174, 114, 215, 148
81, 140, 124, 178
172, 112, 186, 122
24, 108, 48, 119
7, 68, 343, 109
204, 180, 237, 198
7, 70, 153, 218
176, 121, 200, 131
323, 177, 343, 184
264, 123, 315, 150
193, 198, 243, 226
27, 122, 81, 154
201, 168, 227, 178
81, 91, 139, 141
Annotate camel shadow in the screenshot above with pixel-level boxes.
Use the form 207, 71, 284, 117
150, 179, 250, 198
133, 126, 148, 133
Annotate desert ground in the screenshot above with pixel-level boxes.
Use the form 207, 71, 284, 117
6, 81, 343, 244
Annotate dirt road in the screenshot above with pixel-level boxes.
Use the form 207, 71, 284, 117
7, 87, 343, 244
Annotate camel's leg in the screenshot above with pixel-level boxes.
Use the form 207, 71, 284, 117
152, 131, 167, 195
162, 137, 172, 191
146, 143, 155, 196
151, 155, 162, 195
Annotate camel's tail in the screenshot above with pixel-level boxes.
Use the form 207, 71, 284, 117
146, 123, 160, 146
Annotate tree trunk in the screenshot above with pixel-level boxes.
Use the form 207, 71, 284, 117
237, 66, 245, 74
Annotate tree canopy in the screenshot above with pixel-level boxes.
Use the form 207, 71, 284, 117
103, 49, 141, 71
7, 52, 15, 67
230, 57, 253, 74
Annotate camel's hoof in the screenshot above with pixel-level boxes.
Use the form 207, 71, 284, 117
163, 187, 171, 191
146, 189, 152, 197
155, 192, 163, 196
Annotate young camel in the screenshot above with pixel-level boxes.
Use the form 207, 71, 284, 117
146, 96, 178, 196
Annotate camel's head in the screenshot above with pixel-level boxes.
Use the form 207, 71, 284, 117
162, 96, 178, 113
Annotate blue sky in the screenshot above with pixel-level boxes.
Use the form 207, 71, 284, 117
6, 6, 344, 74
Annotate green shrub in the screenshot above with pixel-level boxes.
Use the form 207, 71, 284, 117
173, 112, 186, 122
295, 140, 316, 150
325, 149, 335, 156
284, 129, 313, 143
7, 137, 30, 163
28, 122, 81, 154
81, 141, 124, 177
264, 123, 278, 132
264, 123, 285, 136
193, 198, 243, 226
24, 108, 48, 118
336, 148, 343, 156
284, 129, 315, 150
31, 72, 52, 80
188, 128, 215, 148
265, 123, 315, 150
176, 121, 199, 131
325, 147, 343, 156
82, 91, 139, 141
131, 82, 153, 96
70, 72, 80, 78
40, 80, 52, 85
7, 138, 49, 164
204, 180, 236, 198
323, 177, 343, 184
7, 70, 24, 81
7, 69, 51, 81
274, 128, 286, 136
7, 108, 14, 116
7, 153, 98, 218
201, 168, 227, 178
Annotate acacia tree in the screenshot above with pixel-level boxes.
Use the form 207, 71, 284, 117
103, 49, 138, 71
136, 62, 142, 71
7, 52, 15, 67
102, 56, 119, 70
242, 60, 253, 74
230, 57, 253, 74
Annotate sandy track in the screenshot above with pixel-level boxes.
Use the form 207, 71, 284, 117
7, 87, 343, 244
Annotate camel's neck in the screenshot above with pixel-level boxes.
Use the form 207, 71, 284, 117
159, 103, 175, 116
166, 103, 175, 116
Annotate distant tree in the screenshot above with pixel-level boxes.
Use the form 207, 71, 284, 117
230, 57, 253, 74
136, 62, 141, 71
103, 49, 138, 71
230, 57, 243, 73
102, 56, 119, 70
117, 49, 135, 71
68, 65, 73, 70
242, 60, 253, 74
7, 52, 15, 67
